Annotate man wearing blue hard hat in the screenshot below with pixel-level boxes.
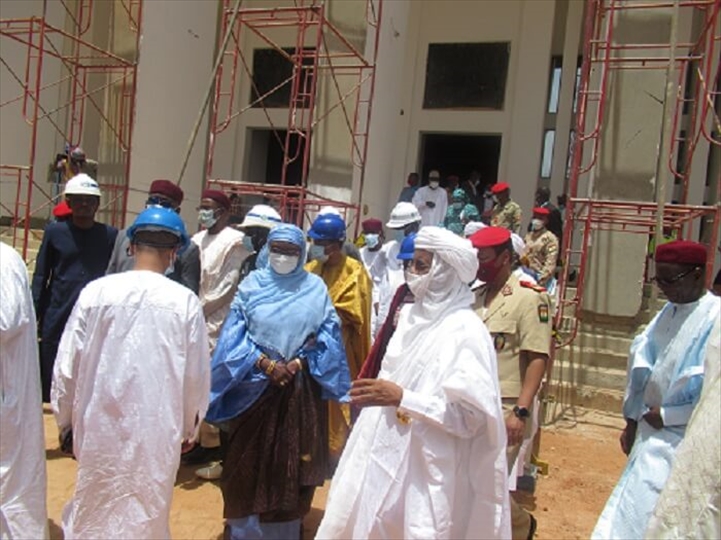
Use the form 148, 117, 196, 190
51, 206, 210, 540
305, 212, 372, 469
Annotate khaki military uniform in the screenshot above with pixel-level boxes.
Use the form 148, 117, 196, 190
491, 200, 522, 234
474, 273, 552, 540
524, 228, 559, 286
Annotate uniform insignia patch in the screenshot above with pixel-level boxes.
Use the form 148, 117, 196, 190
502, 284, 513, 296
538, 304, 549, 323
493, 333, 506, 351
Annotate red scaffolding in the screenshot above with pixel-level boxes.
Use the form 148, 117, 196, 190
554, 0, 721, 351
0, 0, 142, 259
204, 0, 382, 235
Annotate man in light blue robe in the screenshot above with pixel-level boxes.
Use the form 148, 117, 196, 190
592, 240, 720, 539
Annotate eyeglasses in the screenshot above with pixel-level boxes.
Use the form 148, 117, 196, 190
652, 266, 699, 287
146, 196, 175, 209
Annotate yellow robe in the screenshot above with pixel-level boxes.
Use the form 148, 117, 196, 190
306, 255, 372, 459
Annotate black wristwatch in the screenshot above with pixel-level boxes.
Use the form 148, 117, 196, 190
513, 405, 530, 419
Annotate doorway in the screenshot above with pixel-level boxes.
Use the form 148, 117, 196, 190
418, 133, 502, 187
247, 128, 306, 186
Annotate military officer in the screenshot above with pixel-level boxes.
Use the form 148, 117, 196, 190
470, 226, 552, 540
523, 207, 559, 287
490, 182, 523, 234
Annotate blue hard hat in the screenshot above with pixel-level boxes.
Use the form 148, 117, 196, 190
397, 232, 417, 260
308, 213, 346, 241
127, 206, 189, 250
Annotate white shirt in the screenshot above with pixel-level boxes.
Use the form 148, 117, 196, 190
0, 243, 48, 540
412, 185, 449, 227
52, 271, 210, 540
192, 227, 249, 349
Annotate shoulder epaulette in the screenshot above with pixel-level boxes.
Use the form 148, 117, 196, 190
519, 281, 547, 293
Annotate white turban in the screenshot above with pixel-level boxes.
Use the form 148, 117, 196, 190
415, 226, 479, 283
464, 221, 487, 238
511, 233, 526, 257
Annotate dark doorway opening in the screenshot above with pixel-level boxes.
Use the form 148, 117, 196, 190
247, 128, 306, 186
418, 133, 502, 188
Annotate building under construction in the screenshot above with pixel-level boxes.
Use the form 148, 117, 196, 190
1, 0, 720, 412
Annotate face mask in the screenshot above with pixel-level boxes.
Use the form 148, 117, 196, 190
492, 195, 499, 204
404, 269, 433, 299
164, 251, 178, 276
531, 219, 545, 231
477, 258, 503, 283
242, 234, 255, 252
364, 233, 380, 249
452, 202, 464, 211
393, 229, 405, 242
309, 244, 328, 263
198, 209, 218, 229
269, 253, 299, 275
429, 180, 440, 190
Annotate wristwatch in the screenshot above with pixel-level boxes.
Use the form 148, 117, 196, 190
513, 405, 530, 419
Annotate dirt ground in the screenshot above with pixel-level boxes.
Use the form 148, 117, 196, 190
44, 406, 626, 540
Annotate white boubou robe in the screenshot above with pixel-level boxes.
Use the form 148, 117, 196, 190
316, 305, 510, 540
0, 242, 48, 540
412, 185, 448, 227
52, 271, 210, 540
592, 292, 720, 540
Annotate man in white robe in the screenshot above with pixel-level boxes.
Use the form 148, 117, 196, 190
412, 170, 448, 227
592, 240, 720, 539
644, 314, 720, 539
316, 226, 510, 540
0, 242, 48, 540
52, 207, 210, 540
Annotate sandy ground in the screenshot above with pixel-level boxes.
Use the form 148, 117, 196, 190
44, 406, 626, 540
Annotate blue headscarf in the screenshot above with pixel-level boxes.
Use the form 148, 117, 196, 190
237, 224, 328, 358
206, 224, 350, 423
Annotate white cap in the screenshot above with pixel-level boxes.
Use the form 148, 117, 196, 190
428, 170, 441, 180
511, 233, 526, 257
64, 173, 101, 197
463, 221, 487, 238
386, 202, 421, 229
239, 204, 282, 230
318, 205, 343, 217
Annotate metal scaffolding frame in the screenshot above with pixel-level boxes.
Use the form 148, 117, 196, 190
554, 0, 721, 352
0, 0, 142, 258
204, 0, 382, 235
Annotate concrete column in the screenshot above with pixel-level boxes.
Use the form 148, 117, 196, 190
549, 0, 584, 200
357, 0, 413, 221
505, 0, 555, 222
126, 0, 218, 225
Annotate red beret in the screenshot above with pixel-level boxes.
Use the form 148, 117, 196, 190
149, 179, 184, 204
52, 200, 72, 218
533, 207, 550, 216
469, 226, 511, 249
491, 182, 510, 194
655, 240, 707, 265
362, 218, 383, 233
201, 189, 231, 210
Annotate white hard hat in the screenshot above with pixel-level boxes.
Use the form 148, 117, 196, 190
463, 221, 487, 238
64, 173, 101, 197
386, 202, 421, 229
239, 204, 282, 230
318, 205, 343, 217
511, 233, 526, 257
428, 170, 441, 179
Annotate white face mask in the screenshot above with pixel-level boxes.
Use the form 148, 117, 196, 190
164, 250, 178, 276
429, 180, 440, 190
404, 268, 433, 299
198, 209, 218, 229
531, 218, 545, 231
308, 244, 328, 263
269, 253, 299, 275
364, 233, 380, 249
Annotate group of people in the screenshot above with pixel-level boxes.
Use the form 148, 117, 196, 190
1, 169, 719, 540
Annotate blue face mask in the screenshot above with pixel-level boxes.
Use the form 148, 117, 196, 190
242, 234, 255, 253
365, 233, 380, 249
394, 229, 405, 242
452, 202, 464, 211
309, 244, 328, 263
